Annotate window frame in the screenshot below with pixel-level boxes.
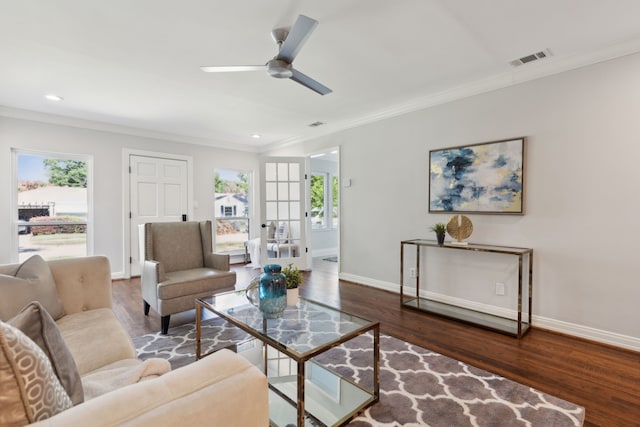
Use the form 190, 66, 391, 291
213, 168, 252, 255
311, 171, 339, 231
11, 148, 94, 263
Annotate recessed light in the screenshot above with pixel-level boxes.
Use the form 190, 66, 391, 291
44, 94, 63, 102
251, 134, 261, 139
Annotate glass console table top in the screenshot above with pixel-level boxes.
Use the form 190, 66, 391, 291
402, 239, 533, 255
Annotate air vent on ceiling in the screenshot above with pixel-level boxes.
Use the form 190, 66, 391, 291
308, 121, 326, 128
509, 49, 553, 67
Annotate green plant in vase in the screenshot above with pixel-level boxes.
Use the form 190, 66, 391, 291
430, 222, 447, 245
282, 263, 302, 306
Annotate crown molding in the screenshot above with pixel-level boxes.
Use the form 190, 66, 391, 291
263, 38, 640, 153
4, 37, 640, 155
0, 106, 261, 153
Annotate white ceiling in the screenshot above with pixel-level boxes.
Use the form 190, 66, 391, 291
2, 0, 640, 152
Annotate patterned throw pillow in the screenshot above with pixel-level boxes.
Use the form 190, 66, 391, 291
0, 321, 72, 425
0, 255, 65, 321
9, 302, 84, 405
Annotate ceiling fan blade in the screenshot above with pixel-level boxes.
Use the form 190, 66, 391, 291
290, 68, 332, 95
276, 15, 318, 63
200, 65, 265, 73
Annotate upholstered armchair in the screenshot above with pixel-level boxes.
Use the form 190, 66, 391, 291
140, 221, 236, 334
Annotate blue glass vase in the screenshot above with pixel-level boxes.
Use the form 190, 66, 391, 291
246, 264, 286, 319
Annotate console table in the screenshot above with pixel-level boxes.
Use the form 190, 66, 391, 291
400, 239, 533, 338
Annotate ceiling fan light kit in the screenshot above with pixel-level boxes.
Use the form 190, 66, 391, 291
200, 14, 332, 95
266, 59, 293, 78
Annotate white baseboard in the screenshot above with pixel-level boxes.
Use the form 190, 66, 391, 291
111, 271, 125, 280
532, 316, 640, 352
338, 272, 640, 352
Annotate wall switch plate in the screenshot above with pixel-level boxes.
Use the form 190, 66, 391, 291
409, 268, 417, 278
495, 282, 505, 295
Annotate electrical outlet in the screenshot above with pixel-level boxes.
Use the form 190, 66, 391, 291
409, 268, 417, 278
495, 282, 505, 296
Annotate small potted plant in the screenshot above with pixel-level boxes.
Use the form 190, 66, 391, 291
282, 263, 303, 306
430, 222, 447, 246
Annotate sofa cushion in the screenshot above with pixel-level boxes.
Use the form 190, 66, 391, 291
0, 321, 72, 425
0, 255, 64, 321
158, 269, 236, 300
9, 302, 84, 405
56, 308, 137, 376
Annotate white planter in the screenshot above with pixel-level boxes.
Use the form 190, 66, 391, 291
287, 288, 299, 306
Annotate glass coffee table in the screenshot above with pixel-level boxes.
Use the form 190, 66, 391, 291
196, 290, 380, 427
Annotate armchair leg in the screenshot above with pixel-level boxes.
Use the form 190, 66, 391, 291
161, 315, 170, 335
143, 300, 150, 316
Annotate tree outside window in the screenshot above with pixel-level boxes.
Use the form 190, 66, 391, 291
310, 174, 326, 229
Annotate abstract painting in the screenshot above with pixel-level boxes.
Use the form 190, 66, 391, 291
429, 138, 525, 214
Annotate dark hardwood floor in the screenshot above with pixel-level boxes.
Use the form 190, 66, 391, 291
112, 259, 640, 427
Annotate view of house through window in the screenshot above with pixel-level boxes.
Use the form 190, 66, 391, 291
16, 152, 90, 262
214, 169, 250, 253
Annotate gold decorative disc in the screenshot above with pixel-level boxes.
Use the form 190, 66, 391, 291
446, 215, 473, 242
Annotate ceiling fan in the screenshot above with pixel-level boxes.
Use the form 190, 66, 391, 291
200, 15, 332, 96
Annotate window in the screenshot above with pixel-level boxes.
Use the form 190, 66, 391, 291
310, 172, 339, 230
214, 169, 250, 253
14, 150, 91, 262
310, 173, 327, 229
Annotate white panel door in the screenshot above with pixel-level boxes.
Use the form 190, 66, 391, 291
260, 157, 309, 270
130, 155, 188, 276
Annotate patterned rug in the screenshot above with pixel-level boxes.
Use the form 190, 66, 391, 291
133, 319, 584, 426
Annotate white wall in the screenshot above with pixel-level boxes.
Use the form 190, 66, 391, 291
0, 115, 259, 276
268, 52, 640, 350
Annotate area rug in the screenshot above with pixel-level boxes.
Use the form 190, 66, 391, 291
133, 319, 584, 426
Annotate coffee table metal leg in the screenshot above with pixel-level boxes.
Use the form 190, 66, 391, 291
196, 303, 202, 360
297, 360, 305, 427
374, 324, 380, 399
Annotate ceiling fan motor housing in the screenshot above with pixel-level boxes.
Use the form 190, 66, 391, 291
267, 59, 293, 78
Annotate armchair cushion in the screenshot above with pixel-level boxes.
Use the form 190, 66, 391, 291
0, 255, 64, 321
158, 269, 236, 300
9, 302, 83, 405
0, 321, 72, 425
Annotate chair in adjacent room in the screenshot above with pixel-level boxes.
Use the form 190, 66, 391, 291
140, 220, 236, 334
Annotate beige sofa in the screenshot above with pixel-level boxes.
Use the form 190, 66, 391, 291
0, 256, 268, 426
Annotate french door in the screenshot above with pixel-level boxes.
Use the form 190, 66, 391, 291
259, 157, 309, 270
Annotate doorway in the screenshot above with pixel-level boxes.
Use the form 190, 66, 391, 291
308, 149, 339, 267
124, 150, 192, 277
